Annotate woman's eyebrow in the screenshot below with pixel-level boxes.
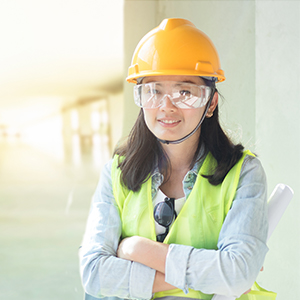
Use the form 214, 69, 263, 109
175, 80, 197, 86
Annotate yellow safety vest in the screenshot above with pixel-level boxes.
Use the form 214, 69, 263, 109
111, 151, 276, 300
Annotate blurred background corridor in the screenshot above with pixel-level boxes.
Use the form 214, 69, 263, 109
0, 1, 123, 299
0, 136, 108, 298
1, 1, 299, 299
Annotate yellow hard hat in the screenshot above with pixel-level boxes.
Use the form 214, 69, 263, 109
126, 18, 225, 83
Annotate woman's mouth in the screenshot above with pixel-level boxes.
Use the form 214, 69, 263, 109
158, 119, 181, 125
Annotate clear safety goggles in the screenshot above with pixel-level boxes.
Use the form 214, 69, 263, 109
134, 81, 212, 109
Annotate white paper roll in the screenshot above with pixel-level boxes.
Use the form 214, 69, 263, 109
211, 183, 294, 300
267, 184, 293, 240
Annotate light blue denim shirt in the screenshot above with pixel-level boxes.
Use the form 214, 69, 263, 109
79, 154, 269, 300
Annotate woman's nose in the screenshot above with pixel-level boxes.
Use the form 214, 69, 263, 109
160, 95, 177, 111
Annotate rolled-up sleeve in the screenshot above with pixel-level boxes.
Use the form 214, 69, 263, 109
165, 156, 269, 298
79, 160, 156, 299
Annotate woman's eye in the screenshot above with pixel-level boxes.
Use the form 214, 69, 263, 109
151, 89, 160, 94
144, 89, 158, 95
180, 90, 191, 96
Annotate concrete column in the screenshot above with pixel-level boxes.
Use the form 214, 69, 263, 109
255, 1, 300, 296
123, 0, 157, 136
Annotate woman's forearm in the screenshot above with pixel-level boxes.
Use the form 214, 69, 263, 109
117, 236, 176, 293
153, 271, 176, 293
117, 236, 169, 273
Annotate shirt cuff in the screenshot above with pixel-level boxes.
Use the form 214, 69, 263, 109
130, 261, 156, 299
165, 244, 193, 294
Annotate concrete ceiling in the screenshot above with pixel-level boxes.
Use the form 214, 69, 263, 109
0, 0, 124, 130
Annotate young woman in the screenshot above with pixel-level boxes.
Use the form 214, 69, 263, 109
80, 18, 269, 300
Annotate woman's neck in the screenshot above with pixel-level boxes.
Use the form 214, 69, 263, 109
159, 136, 199, 198
161, 136, 199, 172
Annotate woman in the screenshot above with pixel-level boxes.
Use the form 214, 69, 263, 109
80, 18, 269, 300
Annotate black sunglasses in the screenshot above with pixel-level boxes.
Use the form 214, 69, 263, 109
153, 197, 177, 242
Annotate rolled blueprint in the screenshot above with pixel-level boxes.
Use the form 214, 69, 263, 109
267, 184, 294, 240
211, 183, 294, 300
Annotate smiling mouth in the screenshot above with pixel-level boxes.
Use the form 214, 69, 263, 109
159, 119, 180, 124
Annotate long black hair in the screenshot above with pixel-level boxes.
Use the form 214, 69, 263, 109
115, 82, 244, 192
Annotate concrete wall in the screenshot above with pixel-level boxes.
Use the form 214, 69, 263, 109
255, 1, 300, 296
123, 1, 300, 299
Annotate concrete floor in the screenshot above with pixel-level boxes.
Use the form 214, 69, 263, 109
0, 135, 110, 299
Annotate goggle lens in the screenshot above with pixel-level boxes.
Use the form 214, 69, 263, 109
134, 81, 212, 109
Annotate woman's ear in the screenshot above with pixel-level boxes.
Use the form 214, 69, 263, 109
206, 92, 218, 118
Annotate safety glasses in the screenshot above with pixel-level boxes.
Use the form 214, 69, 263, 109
153, 197, 177, 242
134, 81, 212, 109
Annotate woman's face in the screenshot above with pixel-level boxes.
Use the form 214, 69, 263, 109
142, 75, 208, 143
